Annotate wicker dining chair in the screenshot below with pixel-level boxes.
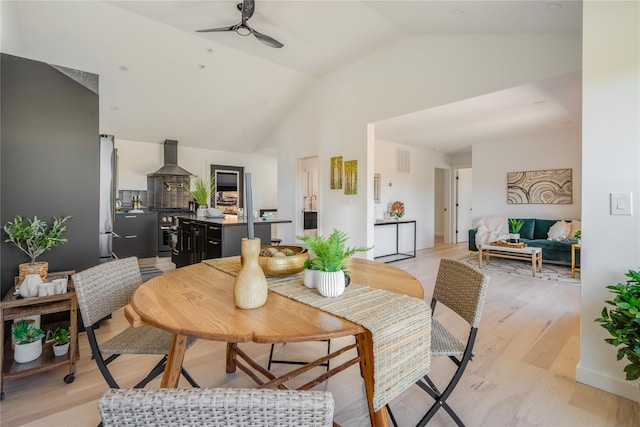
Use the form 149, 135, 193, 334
72, 257, 199, 389
98, 388, 335, 427
387, 258, 489, 427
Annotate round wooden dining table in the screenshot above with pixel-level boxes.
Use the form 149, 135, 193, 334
130, 257, 424, 427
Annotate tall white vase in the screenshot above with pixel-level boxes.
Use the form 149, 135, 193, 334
317, 271, 346, 298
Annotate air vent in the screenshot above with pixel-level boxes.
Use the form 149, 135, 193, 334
396, 149, 410, 173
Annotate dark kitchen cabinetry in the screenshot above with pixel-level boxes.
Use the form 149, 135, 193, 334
205, 223, 223, 259
112, 212, 158, 259
173, 219, 207, 268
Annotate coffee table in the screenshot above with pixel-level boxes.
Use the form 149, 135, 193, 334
479, 244, 542, 277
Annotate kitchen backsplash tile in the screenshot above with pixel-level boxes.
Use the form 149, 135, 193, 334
118, 190, 147, 210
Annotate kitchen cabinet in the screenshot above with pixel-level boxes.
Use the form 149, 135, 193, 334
172, 216, 290, 267
112, 212, 158, 259
0, 271, 78, 400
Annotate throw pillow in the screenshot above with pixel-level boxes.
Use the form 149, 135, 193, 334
548, 220, 571, 241
570, 220, 581, 239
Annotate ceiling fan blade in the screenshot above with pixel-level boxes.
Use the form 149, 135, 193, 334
197, 25, 237, 33
241, 0, 255, 22
251, 29, 284, 48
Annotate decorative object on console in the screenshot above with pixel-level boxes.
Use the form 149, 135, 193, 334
3, 214, 72, 282
258, 245, 307, 276
507, 169, 572, 204
188, 175, 215, 217
19, 274, 42, 298
11, 320, 45, 363
595, 268, 640, 381
389, 201, 405, 219
297, 229, 371, 298
344, 160, 357, 195
234, 238, 268, 309
330, 156, 343, 189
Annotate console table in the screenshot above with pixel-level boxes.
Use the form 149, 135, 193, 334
374, 219, 417, 263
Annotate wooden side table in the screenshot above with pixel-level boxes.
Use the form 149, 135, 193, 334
0, 271, 78, 400
571, 244, 581, 278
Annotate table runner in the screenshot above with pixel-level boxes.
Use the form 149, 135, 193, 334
203, 258, 431, 411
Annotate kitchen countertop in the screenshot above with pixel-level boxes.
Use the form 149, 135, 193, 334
176, 214, 291, 226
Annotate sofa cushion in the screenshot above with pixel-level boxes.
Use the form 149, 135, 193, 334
548, 220, 572, 241
533, 219, 558, 240
518, 218, 536, 240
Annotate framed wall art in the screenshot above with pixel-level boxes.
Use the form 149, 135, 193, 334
344, 160, 357, 195
330, 156, 343, 189
507, 169, 572, 204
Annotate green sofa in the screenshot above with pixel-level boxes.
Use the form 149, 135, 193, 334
468, 218, 580, 265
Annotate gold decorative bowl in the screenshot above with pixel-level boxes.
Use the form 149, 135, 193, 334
258, 245, 308, 276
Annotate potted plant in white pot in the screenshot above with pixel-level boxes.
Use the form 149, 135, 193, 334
595, 269, 640, 384
3, 215, 72, 283
188, 175, 215, 217
11, 320, 45, 363
508, 218, 524, 243
49, 327, 70, 357
298, 229, 370, 297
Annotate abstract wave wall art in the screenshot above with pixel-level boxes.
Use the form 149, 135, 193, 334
507, 169, 572, 204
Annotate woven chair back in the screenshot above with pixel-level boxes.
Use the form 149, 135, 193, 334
433, 258, 489, 328
72, 257, 143, 327
99, 388, 335, 427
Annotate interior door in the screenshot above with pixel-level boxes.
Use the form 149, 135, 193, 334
456, 168, 473, 243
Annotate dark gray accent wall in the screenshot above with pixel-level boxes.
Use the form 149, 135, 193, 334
1, 54, 100, 298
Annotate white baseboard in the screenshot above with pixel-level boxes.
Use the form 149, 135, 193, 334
576, 361, 639, 402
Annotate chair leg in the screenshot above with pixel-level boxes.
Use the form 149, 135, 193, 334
181, 367, 200, 388
386, 404, 398, 427
415, 330, 478, 427
86, 327, 120, 389
268, 343, 276, 370
134, 357, 167, 388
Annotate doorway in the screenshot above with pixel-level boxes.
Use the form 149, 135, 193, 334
434, 168, 447, 245
299, 157, 318, 236
455, 168, 473, 243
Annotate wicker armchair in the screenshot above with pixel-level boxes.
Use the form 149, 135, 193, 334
98, 388, 335, 427
388, 258, 489, 427
72, 257, 198, 389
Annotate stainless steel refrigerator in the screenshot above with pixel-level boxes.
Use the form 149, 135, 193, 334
99, 134, 116, 261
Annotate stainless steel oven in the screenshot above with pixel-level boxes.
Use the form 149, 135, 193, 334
153, 209, 191, 256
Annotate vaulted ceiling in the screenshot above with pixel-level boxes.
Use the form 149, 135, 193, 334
1, 1, 582, 154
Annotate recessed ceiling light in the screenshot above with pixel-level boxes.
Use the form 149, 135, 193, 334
206, 48, 214, 53
451, 9, 465, 16
198, 64, 206, 69
118, 66, 128, 72
534, 100, 547, 106
110, 106, 120, 111
546, 3, 563, 10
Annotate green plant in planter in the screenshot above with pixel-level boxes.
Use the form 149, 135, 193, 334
508, 218, 524, 234
11, 320, 45, 344
2, 215, 72, 265
50, 327, 70, 345
188, 175, 215, 208
574, 230, 581, 240
595, 269, 640, 381
303, 256, 316, 270
297, 229, 371, 272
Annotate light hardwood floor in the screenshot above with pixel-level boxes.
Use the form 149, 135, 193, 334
1, 241, 638, 426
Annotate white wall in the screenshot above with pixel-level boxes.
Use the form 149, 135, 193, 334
115, 139, 278, 214
471, 127, 582, 222
577, 1, 640, 402
373, 139, 448, 255
262, 34, 582, 252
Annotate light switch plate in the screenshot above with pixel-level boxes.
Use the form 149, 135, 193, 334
610, 192, 632, 215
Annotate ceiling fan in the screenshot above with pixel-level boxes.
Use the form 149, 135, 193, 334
196, 0, 284, 48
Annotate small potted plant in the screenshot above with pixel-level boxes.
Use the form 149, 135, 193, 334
3, 215, 72, 282
595, 269, 640, 383
302, 256, 318, 289
508, 218, 524, 243
297, 229, 370, 297
11, 320, 45, 363
188, 175, 215, 217
574, 230, 582, 246
49, 327, 71, 357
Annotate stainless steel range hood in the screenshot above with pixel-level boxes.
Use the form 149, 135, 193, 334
148, 140, 193, 176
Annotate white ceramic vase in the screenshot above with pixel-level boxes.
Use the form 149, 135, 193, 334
14, 339, 42, 363
196, 206, 207, 218
317, 271, 346, 298
19, 274, 42, 298
303, 269, 317, 289
53, 342, 70, 357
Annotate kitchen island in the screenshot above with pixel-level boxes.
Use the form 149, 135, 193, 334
172, 215, 291, 268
